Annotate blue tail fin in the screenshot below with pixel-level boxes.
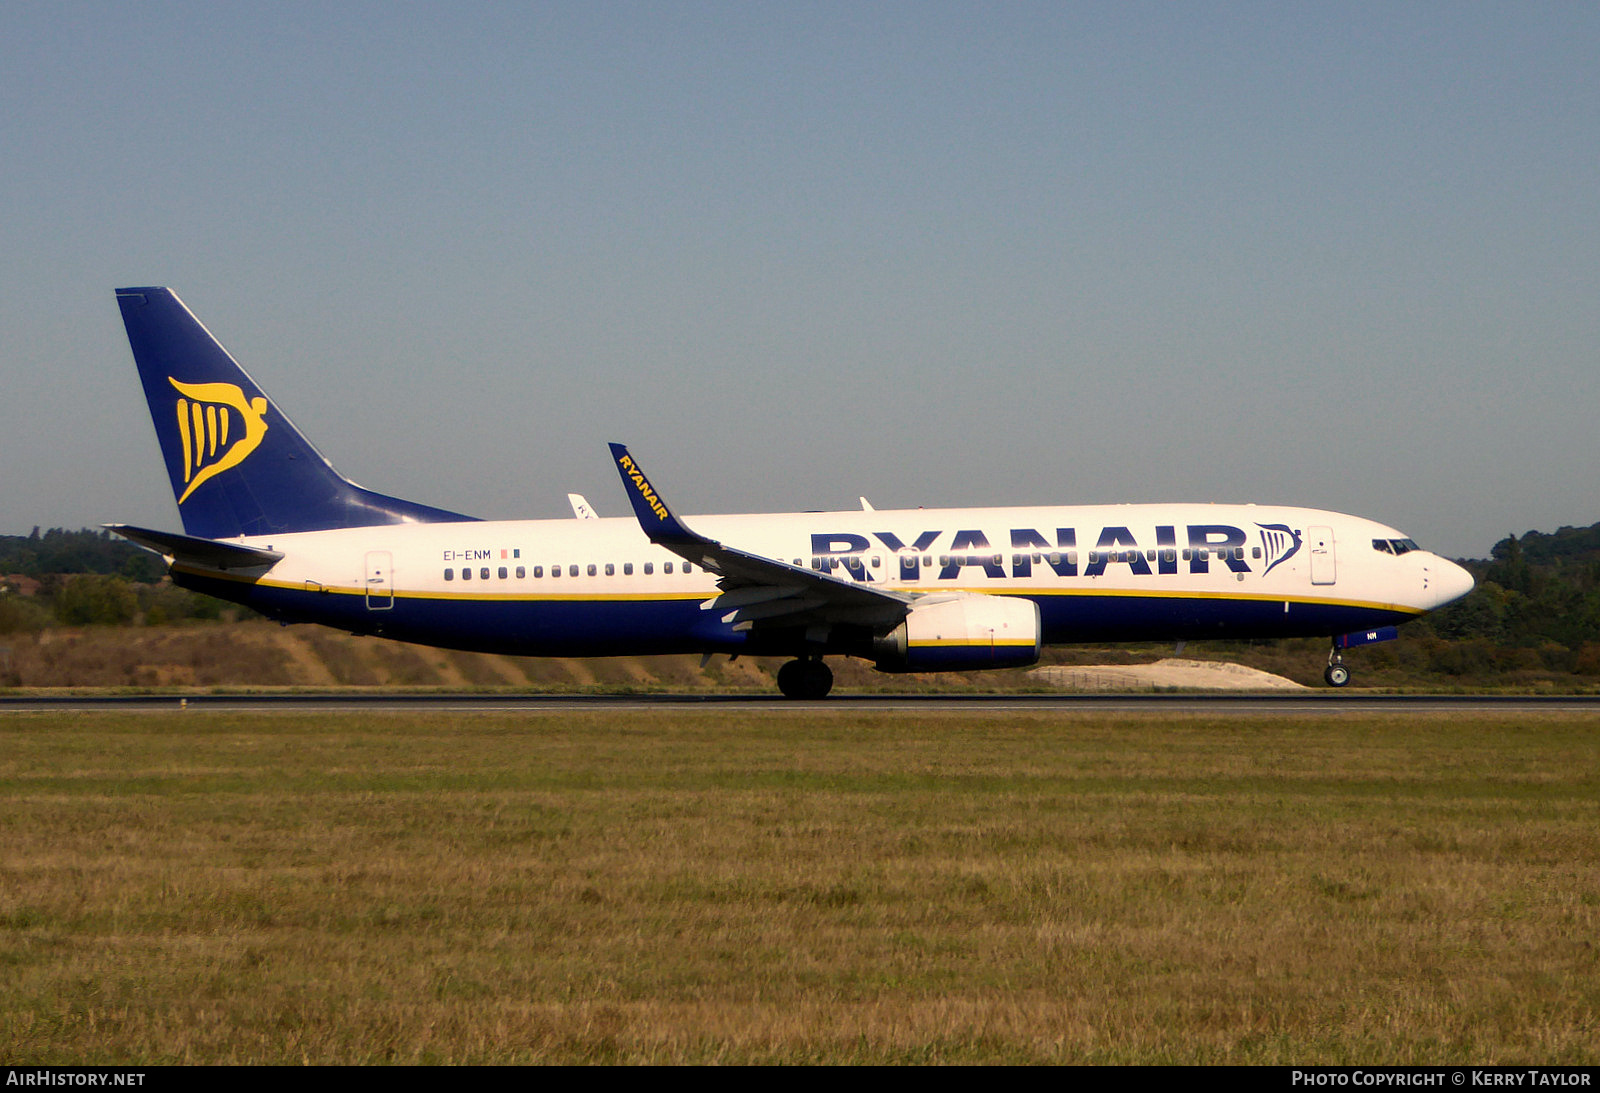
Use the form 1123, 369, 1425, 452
116, 287, 476, 538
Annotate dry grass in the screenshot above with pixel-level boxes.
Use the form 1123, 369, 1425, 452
1, 710, 1596, 1063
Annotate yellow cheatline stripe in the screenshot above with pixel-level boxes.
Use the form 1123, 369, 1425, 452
176, 566, 711, 603
968, 585, 1425, 617
173, 565, 1421, 615
396, 589, 709, 603
911, 638, 1040, 648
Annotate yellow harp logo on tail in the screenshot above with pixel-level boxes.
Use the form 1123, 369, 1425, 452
168, 378, 270, 504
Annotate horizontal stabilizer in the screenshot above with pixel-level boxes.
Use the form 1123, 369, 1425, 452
107, 524, 284, 571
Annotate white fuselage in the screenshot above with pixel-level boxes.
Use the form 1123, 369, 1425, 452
173, 502, 1474, 658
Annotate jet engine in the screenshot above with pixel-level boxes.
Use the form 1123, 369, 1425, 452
872, 593, 1041, 673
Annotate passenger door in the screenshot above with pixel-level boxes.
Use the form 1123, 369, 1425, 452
1308, 527, 1336, 586
365, 550, 394, 610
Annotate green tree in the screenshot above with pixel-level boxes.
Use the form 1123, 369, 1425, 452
54, 574, 138, 625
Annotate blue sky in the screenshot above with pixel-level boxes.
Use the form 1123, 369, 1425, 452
3, 2, 1596, 558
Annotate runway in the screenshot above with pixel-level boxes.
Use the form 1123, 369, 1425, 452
5, 692, 1600, 714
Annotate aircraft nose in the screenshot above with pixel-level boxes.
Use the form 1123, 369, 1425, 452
1427, 557, 1476, 609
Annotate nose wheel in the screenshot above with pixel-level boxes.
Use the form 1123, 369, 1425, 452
1324, 647, 1351, 687
777, 657, 834, 700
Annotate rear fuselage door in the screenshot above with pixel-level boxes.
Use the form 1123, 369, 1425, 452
365, 550, 394, 610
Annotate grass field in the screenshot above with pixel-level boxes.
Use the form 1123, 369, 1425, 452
1, 709, 1596, 1064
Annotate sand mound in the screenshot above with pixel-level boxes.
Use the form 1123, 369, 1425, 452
1031, 658, 1305, 692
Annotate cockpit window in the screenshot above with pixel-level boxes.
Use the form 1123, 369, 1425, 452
1373, 538, 1421, 555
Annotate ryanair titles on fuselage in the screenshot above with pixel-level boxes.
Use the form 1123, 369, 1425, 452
807, 521, 1301, 582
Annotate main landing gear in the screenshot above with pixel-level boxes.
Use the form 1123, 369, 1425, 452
777, 657, 834, 700
1324, 645, 1351, 688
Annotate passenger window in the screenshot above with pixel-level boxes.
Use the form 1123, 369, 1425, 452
462, 568, 472, 581
444, 569, 454, 581
623, 562, 633, 576
664, 562, 674, 574
644, 562, 654, 575
587, 564, 597, 577
605, 563, 614, 576
480, 568, 490, 580
684, 562, 693, 573
569, 565, 579, 577
515, 566, 525, 579
498, 567, 508, 579
533, 566, 543, 578
551, 565, 560, 578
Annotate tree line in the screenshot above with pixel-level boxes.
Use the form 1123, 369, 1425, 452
1402, 522, 1600, 678
1, 528, 231, 630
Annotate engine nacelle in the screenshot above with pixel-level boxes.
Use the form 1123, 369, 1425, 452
872, 593, 1042, 673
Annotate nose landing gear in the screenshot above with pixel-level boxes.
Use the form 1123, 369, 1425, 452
777, 657, 834, 700
1325, 646, 1351, 687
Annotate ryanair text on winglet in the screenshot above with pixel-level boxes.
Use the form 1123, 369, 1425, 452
617, 453, 669, 522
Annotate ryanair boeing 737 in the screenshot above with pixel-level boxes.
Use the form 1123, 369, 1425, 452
109, 287, 1475, 698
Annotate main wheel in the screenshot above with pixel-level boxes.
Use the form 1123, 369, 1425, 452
800, 659, 833, 699
777, 659, 805, 698
777, 658, 833, 699
1324, 663, 1351, 687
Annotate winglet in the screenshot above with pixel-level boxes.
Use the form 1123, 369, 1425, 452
567, 493, 599, 520
608, 443, 701, 546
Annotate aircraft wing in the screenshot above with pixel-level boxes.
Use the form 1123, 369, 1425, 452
107, 524, 284, 571
608, 444, 911, 632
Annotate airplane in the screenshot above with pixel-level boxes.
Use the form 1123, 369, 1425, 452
109, 287, 1476, 698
